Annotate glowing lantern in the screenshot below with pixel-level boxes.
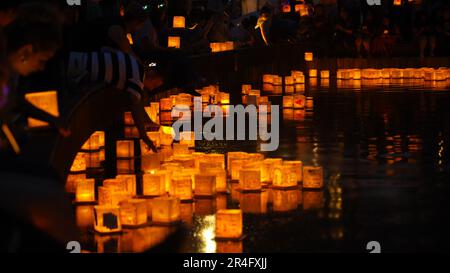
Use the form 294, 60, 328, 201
219, 42, 228, 52
273, 76, 283, 86
119, 199, 147, 227
239, 169, 261, 192
173, 16, 185, 28
82, 132, 100, 151
116, 174, 137, 196
294, 74, 305, 84
219, 92, 230, 104
103, 179, 126, 191
353, 69, 362, 80
194, 174, 216, 197
381, 68, 391, 79
304, 52, 313, 62
303, 166, 324, 189
215, 209, 243, 239
284, 76, 294, 86
273, 189, 298, 212
160, 126, 175, 146
124, 111, 134, 125
126, 33, 134, 45
306, 97, 314, 109
117, 158, 135, 174
390, 69, 403, 79
295, 84, 305, 93
225, 41, 234, 51
168, 36, 180, 48
116, 140, 134, 158
413, 68, 424, 79
178, 131, 195, 148
283, 96, 294, 108
296, 4, 309, 16
424, 71, 435, 81
205, 168, 227, 192
142, 173, 164, 196
272, 165, 298, 188
172, 155, 196, 168
285, 85, 295, 94
94, 205, 122, 234
84, 151, 100, 168
160, 98, 173, 111
75, 179, 96, 203
170, 175, 193, 201
70, 153, 86, 172
393, 0, 401, 6
145, 132, 161, 149
283, 161, 303, 182
227, 152, 247, 171
66, 172, 86, 193
435, 71, 446, 81
362, 69, 381, 79
172, 143, 189, 155
403, 68, 414, 79
25, 91, 59, 128
210, 43, 220, 53
293, 94, 306, 109
263, 74, 274, 84
217, 241, 243, 253
282, 4, 291, 13
230, 159, 248, 180
242, 84, 252, 95
75, 205, 94, 228
320, 70, 330, 79
151, 197, 181, 224
261, 158, 283, 183
309, 69, 317, 78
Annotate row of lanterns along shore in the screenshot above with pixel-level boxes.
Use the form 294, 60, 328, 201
68, 127, 325, 236
166, 16, 234, 53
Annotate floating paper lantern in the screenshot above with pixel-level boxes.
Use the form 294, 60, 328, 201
103, 178, 126, 191
320, 70, 330, 79
168, 36, 180, 48
239, 169, 261, 191
390, 69, 403, 79
306, 97, 314, 109
172, 155, 196, 168
117, 158, 135, 174
82, 132, 100, 151
170, 175, 193, 200
293, 94, 306, 109
303, 166, 324, 189
173, 16, 185, 28
283, 96, 294, 108
75, 179, 96, 203
282, 4, 291, 13
160, 126, 175, 146
296, 4, 309, 16
424, 71, 435, 81
295, 84, 305, 93
215, 209, 243, 239
143, 172, 166, 196
242, 84, 252, 95
284, 161, 303, 182
362, 69, 381, 79
261, 158, 283, 183
116, 140, 134, 158
273, 76, 283, 86
70, 152, 86, 173
145, 132, 161, 149
123, 111, 134, 126
294, 74, 305, 84
151, 197, 181, 224
352, 69, 362, 80
116, 174, 137, 196
216, 241, 243, 253
178, 131, 195, 148
435, 71, 446, 81
393, 0, 402, 6
194, 174, 216, 197
85, 152, 100, 168
284, 76, 294, 85
263, 74, 274, 84
205, 168, 227, 192
210, 42, 220, 53
172, 143, 189, 155
119, 199, 147, 227
272, 165, 298, 188
160, 98, 173, 111
227, 152, 248, 171
230, 159, 248, 180
285, 85, 295, 94
403, 68, 414, 79
304, 52, 313, 62
225, 41, 234, 51
66, 172, 86, 193
94, 205, 122, 233
309, 69, 317, 78
25, 91, 59, 128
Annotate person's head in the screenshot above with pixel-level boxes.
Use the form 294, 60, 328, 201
124, 1, 149, 33
0, 0, 23, 26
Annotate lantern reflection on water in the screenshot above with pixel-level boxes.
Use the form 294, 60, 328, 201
303, 191, 324, 210
239, 191, 268, 214
303, 166, 324, 189
75, 179, 96, 203
216, 241, 243, 253
94, 205, 122, 234
239, 169, 261, 192
76, 205, 94, 228
215, 209, 243, 239
152, 196, 181, 224
283, 96, 294, 108
119, 199, 148, 227
273, 189, 299, 212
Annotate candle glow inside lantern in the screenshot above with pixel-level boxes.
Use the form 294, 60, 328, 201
119, 199, 147, 227
116, 174, 137, 196
94, 205, 122, 234
304, 52, 313, 62
320, 70, 330, 79
272, 165, 298, 188
168, 36, 180, 48
70, 153, 86, 172
143, 172, 166, 196
170, 176, 193, 200
151, 196, 181, 224
25, 91, 59, 128
179, 131, 195, 148
116, 140, 134, 158
261, 158, 283, 183
194, 174, 217, 197
309, 69, 317, 78
283, 96, 294, 108
82, 132, 100, 151
117, 158, 135, 174
159, 98, 173, 111
263, 74, 274, 84
284, 160, 303, 181
273, 76, 283, 86
293, 94, 306, 109
160, 126, 175, 146
381, 68, 391, 79
172, 143, 189, 155
85, 152, 101, 169
242, 84, 252, 95
227, 152, 248, 171
284, 76, 294, 85
123, 111, 134, 125
230, 159, 249, 180
282, 4, 291, 13
390, 69, 403, 79
66, 172, 86, 193
75, 179, 96, 203
215, 209, 243, 239
285, 85, 295, 94
239, 169, 261, 191
393, 0, 402, 6
205, 168, 227, 192
173, 16, 185, 28
303, 166, 324, 189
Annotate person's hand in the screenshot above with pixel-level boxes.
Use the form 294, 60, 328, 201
143, 137, 158, 153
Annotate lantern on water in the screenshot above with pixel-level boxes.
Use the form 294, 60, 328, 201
205, 168, 227, 192
263, 74, 274, 84
75, 179, 96, 203
304, 52, 313, 62
285, 85, 295, 94
25, 91, 59, 128
390, 69, 403, 79
117, 158, 135, 174
295, 84, 305, 93
94, 205, 122, 234
168, 36, 180, 48
160, 126, 175, 146
151, 197, 181, 224
76, 205, 94, 228
179, 131, 195, 148
435, 71, 446, 81
219, 92, 230, 104
116, 174, 137, 196
172, 155, 196, 168
424, 71, 436, 81
282, 4, 291, 13
306, 97, 314, 109
119, 199, 147, 227
296, 4, 309, 16
283, 96, 294, 108
284, 160, 303, 182
261, 158, 283, 183
320, 70, 330, 79
230, 159, 248, 180
194, 174, 216, 197
116, 140, 134, 158
362, 69, 381, 79
294, 74, 305, 84
123, 111, 134, 125
70, 152, 86, 173
393, 0, 402, 6
82, 132, 100, 151
273, 76, 283, 86
239, 169, 261, 191
170, 175, 193, 201
142, 172, 166, 196
284, 76, 294, 86
381, 68, 391, 79
160, 98, 173, 111
145, 132, 161, 148
293, 94, 306, 109
66, 172, 86, 193
173, 16, 185, 28
225, 41, 234, 51
242, 84, 252, 95
215, 209, 243, 239
272, 165, 298, 188
219, 42, 228, 52
353, 69, 362, 80
403, 68, 414, 79
172, 143, 189, 155
309, 69, 317, 78
303, 166, 324, 189
227, 152, 248, 171
210, 42, 220, 53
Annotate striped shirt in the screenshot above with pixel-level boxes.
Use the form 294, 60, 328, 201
67, 50, 145, 100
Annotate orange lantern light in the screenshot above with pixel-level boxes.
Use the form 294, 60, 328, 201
75, 179, 96, 203
309, 69, 317, 78
194, 174, 217, 197
160, 126, 175, 146
116, 174, 137, 196
283, 96, 294, 108
215, 209, 243, 239
151, 196, 181, 224
320, 70, 330, 79
170, 175, 193, 201
143, 172, 166, 196
119, 199, 147, 227
263, 74, 274, 84
303, 166, 324, 189
173, 16, 185, 28
116, 140, 134, 158
283, 160, 303, 181
284, 76, 294, 85
304, 52, 313, 62
94, 205, 122, 234
205, 168, 227, 192
272, 165, 298, 188
293, 94, 306, 109
282, 4, 291, 13
25, 91, 59, 128
168, 36, 180, 48
261, 158, 283, 183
